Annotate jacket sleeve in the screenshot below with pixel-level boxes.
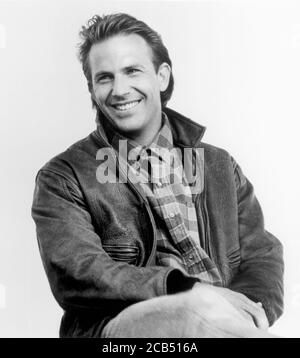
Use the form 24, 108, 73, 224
228, 158, 284, 326
31, 169, 196, 314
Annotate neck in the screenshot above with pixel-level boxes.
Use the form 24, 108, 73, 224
100, 110, 163, 147
124, 119, 162, 146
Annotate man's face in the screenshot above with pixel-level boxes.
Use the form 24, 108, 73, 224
89, 34, 170, 144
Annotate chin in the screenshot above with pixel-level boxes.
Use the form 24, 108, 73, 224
113, 116, 145, 132
118, 124, 144, 136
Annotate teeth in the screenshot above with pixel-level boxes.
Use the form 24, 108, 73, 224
114, 100, 140, 111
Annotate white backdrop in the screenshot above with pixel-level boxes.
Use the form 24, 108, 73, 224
0, 0, 300, 337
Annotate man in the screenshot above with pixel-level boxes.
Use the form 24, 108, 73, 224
32, 13, 284, 338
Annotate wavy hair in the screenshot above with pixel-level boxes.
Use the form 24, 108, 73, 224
78, 13, 174, 108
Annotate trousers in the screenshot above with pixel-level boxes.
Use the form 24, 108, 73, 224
100, 287, 277, 338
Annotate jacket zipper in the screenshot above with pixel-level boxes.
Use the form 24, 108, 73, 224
102, 246, 139, 254
197, 191, 225, 285
201, 194, 212, 259
195, 192, 212, 259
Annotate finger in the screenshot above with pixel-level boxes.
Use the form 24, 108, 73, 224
238, 296, 269, 326
242, 303, 269, 330
212, 288, 269, 330
245, 301, 269, 330
238, 309, 257, 327
239, 294, 263, 309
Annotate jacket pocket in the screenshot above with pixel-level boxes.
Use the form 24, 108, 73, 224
102, 244, 139, 265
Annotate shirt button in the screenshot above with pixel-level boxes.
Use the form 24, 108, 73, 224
169, 212, 175, 218
189, 254, 193, 260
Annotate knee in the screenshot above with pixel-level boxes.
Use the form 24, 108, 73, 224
163, 289, 218, 337
175, 285, 224, 326
178, 285, 214, 311
170, 287, 214, 322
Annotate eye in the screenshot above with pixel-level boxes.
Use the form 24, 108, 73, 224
96, 74, 112, 84
127, 68, 140, 75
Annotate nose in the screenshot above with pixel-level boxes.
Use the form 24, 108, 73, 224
111, 75, 130, 98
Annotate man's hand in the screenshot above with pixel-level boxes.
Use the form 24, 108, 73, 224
193, 283, 269, 330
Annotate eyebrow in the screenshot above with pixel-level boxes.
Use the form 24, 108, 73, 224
123, 64, 145, 71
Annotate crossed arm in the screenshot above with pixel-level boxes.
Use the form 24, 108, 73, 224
32, 160, 284, 333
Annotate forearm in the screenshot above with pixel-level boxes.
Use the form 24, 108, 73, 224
32, 169, 196, 313
230, 157, 284, 325
228, 252, 284, 325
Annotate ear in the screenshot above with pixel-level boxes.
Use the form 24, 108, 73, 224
89, 84, 100, 109
88, 81, 94, 96
89, 83, 97, 102
157, 63, 171, 92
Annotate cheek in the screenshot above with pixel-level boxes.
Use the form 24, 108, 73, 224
133, 74, 159, 94
93, 85, 110, 104
139, 84, 160, 103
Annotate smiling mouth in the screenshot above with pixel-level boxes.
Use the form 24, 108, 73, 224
111, 99, 143, 111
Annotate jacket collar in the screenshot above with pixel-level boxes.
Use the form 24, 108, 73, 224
163, 107, 206, 147
95, 106, 206, 148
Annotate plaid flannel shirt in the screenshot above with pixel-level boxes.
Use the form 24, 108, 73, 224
109, 113, 222, 285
